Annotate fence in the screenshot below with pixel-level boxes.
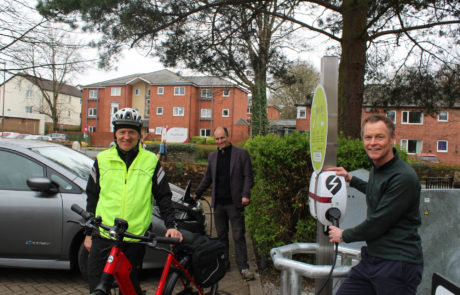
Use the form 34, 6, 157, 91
424, 177, 454, 189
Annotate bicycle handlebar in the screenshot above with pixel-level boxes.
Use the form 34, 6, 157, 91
70, 204, 181, 245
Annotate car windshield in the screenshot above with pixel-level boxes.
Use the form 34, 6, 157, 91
31, 146, 94, 180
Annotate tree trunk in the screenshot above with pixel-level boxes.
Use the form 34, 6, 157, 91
338, 0, 368, 139
251, 76, 269, 136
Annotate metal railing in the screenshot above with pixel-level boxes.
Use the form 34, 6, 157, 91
424, 177, 454, 189
271, 243, 361, 295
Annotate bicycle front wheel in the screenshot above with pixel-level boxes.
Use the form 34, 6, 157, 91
162, 270, 218, 295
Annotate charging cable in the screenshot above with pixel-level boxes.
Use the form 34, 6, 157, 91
316, 208, 341, 295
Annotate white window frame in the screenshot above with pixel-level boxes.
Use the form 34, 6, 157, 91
88, 108, 97, 116
200, 129, 211, 137
155, 127, 163, 135
437, 140, 448, 152
158, 87, 164, 95
88, 126, 96, 132
89, 90, 98, 99
201, 108, 212, 118
201, 89, 213, 99
135, 88, 140, 96
297, 106, 307, 119
222, 109, 229, 117
401, 111, 423, 125
386, 110, 396, 123
157, 106, 163, 115
223, 89, 230, 97
110, 102, 120, 132
247, 107, 251, 114
174, 87, 185, 96
173, 107, 184, 116
111, 87, 121, 96
25, 106, 33, 113
438, 111, 448, 122
26, 90, 33, 98
147, 88, 151, 96
400, 139, 423, 154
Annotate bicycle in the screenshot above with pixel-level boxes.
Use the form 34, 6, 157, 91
70, 204, 222, 295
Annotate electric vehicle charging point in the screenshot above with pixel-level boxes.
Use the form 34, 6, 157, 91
309, 171, 347, 227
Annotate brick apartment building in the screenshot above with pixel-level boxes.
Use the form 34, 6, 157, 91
80, 69, 250, 147
295, 104, 460, 166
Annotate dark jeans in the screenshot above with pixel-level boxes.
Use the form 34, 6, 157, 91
337, 247, 423, 295
87, 236, 146, 294
214, 203, 249, 271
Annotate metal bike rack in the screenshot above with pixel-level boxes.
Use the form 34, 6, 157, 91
270, 243, 361, 295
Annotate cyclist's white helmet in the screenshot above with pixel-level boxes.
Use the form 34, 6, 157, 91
112, 108, 142, 134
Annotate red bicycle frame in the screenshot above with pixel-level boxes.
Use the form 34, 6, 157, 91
101, 244, 205, 295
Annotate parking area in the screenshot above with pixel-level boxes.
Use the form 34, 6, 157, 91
0, 267, 162, 295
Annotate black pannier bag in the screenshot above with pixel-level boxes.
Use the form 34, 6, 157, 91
190, 234, 227, 287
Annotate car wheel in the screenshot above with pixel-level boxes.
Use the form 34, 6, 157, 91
78, 241, 89, 279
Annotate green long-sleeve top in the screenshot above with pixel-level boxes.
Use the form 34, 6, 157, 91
342, 150, 423, 265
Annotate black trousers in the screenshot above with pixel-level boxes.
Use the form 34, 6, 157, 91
214, 203, 249, 271
87, 236, 146, 294
337, 246, 423, 295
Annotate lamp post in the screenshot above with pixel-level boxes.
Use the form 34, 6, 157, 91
1, 61, 5, 137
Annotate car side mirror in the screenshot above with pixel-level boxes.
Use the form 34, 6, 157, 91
27, 177, 60, 194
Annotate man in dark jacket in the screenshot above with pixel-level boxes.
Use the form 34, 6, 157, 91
327, 114, 423, 294
194, 126, 255, 280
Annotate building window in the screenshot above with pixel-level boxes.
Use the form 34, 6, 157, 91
26, 90, 33, 98
200, 129, 211, 137
222, 109, 229, 117
157, 106, 163, 115
437, 140, 448, 152
386, 110, 396, 123
135, 88, 140, 96
68, 96, 72, 103
400, 139, 423, 154
67, 111, 70, 117
402, 111, 423, 124
89, 90, 98, 99
174, 87, 185, 96
89, 126, 96, 132
25, 106, 33, 113
173, 107, 184, 116
438, 111, 448, 122
247, 107, 251, 114
201, 108, 212, 118
201, 89, 213, 99
297, 107, 306, 119
223, 89, 230, 97
155, 127, 162, 135
158, 87, 164, 95
111, 87, 121, 96
88, 108, 97, 117
145, 99, 150, 117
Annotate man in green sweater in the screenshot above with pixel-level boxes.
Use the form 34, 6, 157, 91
327, 114, 423, 294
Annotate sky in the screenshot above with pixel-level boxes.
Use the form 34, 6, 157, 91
73, 47, 326, 87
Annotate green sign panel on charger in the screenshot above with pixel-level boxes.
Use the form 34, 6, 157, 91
309, 85, 328, 172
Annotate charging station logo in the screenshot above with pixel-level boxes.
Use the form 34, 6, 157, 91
326, 175, 342, 195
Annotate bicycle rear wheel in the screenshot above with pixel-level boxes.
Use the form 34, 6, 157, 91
162, 270, 218, 295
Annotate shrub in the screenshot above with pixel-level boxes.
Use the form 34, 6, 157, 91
205, 137, 216, 144
191, 136, 206, 144
244, 132, 315, 257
